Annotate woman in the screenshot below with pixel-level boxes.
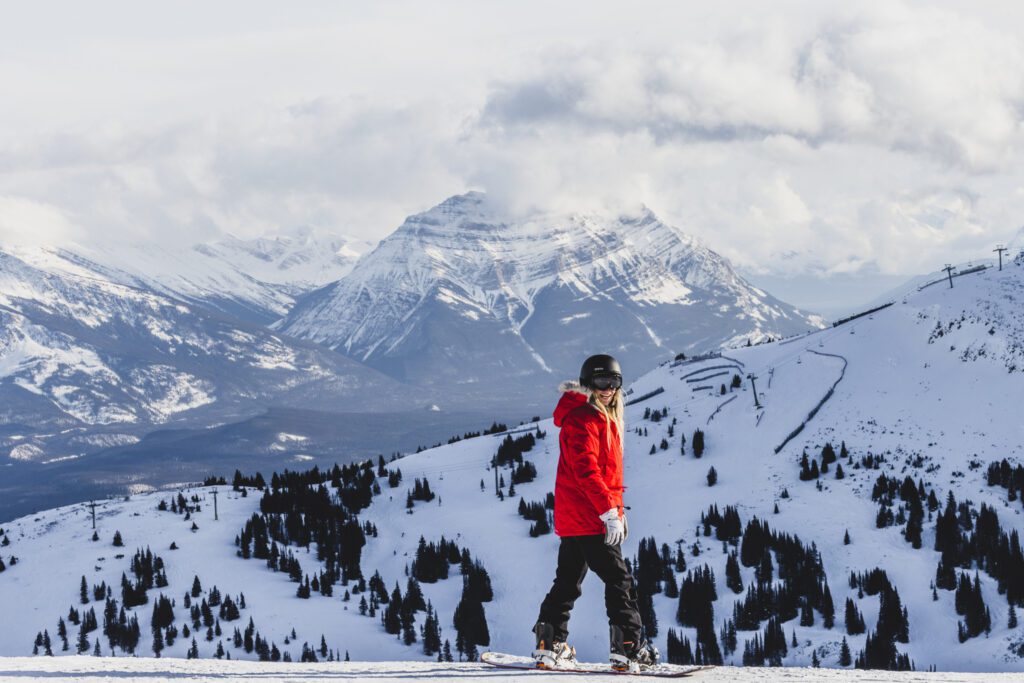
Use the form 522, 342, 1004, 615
532, 354, 660, 673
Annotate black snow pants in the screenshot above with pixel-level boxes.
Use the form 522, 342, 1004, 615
536, 534, 643, 644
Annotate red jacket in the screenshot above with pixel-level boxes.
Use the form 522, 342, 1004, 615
552, 384, 625, 536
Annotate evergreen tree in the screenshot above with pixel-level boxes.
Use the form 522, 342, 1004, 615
706, 467, 717, 487
692, 430, 705, 458
839, 637, 852, 666
405, 578, 426, 612
383, 586, 403, 635
845, 598, 866, 635
821, 583, 835, 629
725, 552, 743, 594
799, 451, 811, 480
423, 604, 442, 656
76, 627, 90, 655
57, 619, 68, 651
453, 578, 490, 649
800, 600, 814, 627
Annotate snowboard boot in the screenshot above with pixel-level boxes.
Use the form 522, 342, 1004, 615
532, 622, 577, 669
609, 624, 660, 672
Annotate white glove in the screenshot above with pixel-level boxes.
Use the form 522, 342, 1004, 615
600, 508, 625, 546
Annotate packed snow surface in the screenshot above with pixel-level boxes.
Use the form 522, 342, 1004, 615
0, 657, 1018, 682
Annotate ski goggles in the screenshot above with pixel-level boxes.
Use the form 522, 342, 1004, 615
590, 374, 622, 390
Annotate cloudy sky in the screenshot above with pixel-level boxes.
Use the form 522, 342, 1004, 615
2, 1, 1024, 314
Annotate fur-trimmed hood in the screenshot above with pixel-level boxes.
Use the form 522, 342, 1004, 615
553, 380, 589, 427
558, 379, 588, 395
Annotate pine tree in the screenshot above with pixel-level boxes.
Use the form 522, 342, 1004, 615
821, 583, 835, 629
76, 627, 90, 655
725, 553, 743, 594
383, 586, 403, 635
423, 604, 442, 656
692, 430, 705, 458
112, 531, 123, 547
453, 578, 490, 649
839, 637, 852, 666
799, 451, 811, 480
843, 529, 851, 545
57, 619, 68, 651
80, 576, 89, 604
845, 598, 866, 635
706, 467, 717, 487
800, 600, 814, 627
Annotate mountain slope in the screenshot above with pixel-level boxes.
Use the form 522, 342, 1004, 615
2, 256, 1022, 672
278, 192, 825, 396
44, 230, 371, 325
0, 245, 414, 461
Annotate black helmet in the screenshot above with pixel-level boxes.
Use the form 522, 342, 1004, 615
579, 354, 622, 389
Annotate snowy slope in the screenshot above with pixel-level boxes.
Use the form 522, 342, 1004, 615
2, 256, 1023, 672
279, 192, 824, 393
0, 656, 1018, 681
0, 245, 413, 461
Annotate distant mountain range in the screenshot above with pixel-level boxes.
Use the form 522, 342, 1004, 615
1, 193, 825, 514
279, 192, 825, 391
55, 229, 372, 324
0, 244, 416, 462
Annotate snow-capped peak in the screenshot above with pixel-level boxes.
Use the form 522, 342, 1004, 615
279, 192, 824, 394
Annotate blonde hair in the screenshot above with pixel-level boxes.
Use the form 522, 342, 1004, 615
588, 386, 625, 445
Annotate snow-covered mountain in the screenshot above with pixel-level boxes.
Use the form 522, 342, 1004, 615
0, 245, 413, 463
3, 254, 1022, 673
278, 192, 825, 394
50, 230, 371, 325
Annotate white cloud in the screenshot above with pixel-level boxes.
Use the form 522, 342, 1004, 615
0, 196, 78, 245
1, 0, 1022, 306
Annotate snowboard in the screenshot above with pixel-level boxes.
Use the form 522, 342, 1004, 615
481, 651, 709, 678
